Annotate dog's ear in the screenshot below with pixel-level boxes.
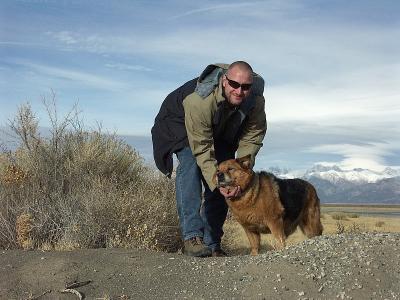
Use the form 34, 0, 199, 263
236, 155, 252, 169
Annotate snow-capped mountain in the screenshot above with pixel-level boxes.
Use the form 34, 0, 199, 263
304, 165, 400, 184
267, 165, 400, 204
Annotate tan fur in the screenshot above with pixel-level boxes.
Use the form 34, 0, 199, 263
215, 155, 323, 255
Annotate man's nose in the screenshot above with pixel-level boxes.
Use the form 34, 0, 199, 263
235, 86, 245, 94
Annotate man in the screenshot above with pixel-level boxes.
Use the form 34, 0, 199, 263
151, 61, 267, 257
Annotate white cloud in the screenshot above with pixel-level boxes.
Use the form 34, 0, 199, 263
308, 142, 399, 171
266, 61, 400, 126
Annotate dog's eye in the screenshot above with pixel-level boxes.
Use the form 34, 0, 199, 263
228, 167, 235, 172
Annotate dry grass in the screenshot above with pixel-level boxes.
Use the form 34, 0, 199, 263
222, 209, 400, 255
322, 213, 400, 234
0, 100, 181, 252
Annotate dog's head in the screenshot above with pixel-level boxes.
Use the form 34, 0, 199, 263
214, 155, 254, 192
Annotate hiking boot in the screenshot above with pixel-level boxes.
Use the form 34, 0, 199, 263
211, 248, 228, 257
183, 237, 212, 257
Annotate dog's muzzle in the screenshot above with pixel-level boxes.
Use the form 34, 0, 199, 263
216, 172, 232, 188
217, 172, 225, 184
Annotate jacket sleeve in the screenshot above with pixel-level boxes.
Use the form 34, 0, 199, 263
237, 95, 267, 166
183, 93, 219, 191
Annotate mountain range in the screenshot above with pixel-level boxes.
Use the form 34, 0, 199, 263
268, 165, 400, 204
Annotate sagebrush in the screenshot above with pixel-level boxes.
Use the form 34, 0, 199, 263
0, 99, 181, 252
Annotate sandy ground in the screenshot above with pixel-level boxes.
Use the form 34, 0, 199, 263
1, 232, 399, 300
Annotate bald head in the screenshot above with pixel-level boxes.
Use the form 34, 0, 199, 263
227, 61, 253, 75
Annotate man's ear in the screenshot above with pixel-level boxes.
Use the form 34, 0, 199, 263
222, 75, 227, 88
236, 154, 252, 169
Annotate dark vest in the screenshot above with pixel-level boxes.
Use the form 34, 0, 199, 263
151, 79, 256, 176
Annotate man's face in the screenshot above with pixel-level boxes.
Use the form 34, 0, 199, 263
222, 67, 253, 106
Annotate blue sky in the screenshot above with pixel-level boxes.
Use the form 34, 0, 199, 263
1, 0, 399, 172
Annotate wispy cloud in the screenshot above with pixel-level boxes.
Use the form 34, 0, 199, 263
46, 31, 78, 45
168, 1, 305, 20
105, 63, 152, 72
0, 41, 55, 50
13, 60, 128, 91
45, 31, 110, 53
169, 2, 262, 19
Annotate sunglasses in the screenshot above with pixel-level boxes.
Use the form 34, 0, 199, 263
225, 76, 252, 91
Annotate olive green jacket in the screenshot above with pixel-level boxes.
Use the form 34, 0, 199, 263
183, 64, 267, 191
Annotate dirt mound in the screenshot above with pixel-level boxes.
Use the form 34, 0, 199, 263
1, 233, 399, 299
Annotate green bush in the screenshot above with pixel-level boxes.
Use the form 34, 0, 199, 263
0, 101, 181, 252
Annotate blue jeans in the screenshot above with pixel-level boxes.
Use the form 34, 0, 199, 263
175, 146, 233, 251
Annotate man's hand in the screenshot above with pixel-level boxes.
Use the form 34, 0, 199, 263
219, 186, 241, 198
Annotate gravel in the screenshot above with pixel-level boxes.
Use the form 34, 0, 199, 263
1, 232, 399, 299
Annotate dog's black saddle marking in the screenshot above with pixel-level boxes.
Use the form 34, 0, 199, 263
274, 177, 307, 221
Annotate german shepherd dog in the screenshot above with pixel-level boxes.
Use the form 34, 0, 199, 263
214, 155, 323, 255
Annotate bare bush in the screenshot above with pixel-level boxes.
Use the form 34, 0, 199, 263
331, 212, 348, 221
335, 221, 345, 234
348, 213, 359, 219
0, 99, 181, 252
347, 222, 365, 234
335, 221, 366, 235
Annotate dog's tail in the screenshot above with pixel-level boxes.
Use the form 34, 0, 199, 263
300, 184, 323, 237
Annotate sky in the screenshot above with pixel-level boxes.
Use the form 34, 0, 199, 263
1, 0, 400, 173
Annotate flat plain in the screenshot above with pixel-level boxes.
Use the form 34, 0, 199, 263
222, 204, 400, 254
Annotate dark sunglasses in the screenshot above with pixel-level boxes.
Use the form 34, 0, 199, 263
225, 76, 252, 91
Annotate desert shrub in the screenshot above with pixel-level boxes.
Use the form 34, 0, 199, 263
335, 221, 365, 235
348, 213, 359, 219
0, 99, 181, 252
332, 212, 359, 219
331, 212, 348, 221
335, 221, 345, 234
347, 222, 365, 234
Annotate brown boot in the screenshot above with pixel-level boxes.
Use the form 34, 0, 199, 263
211, 248, 228, 257
183, 237, 212, 257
